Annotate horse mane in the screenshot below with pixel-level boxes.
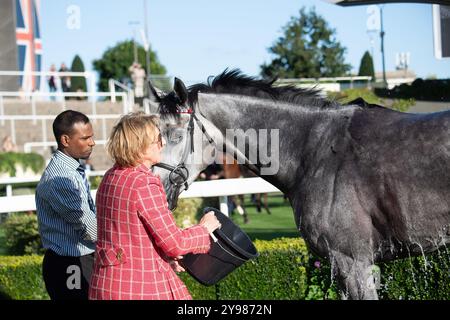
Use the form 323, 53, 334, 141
187, 68, 338, 109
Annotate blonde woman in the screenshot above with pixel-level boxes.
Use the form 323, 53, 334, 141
89, 112, 220, 300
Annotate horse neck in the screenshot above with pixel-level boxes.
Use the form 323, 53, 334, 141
198, 93, 352, 196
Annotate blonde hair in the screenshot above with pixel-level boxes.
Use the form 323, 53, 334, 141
107, 112, 160, 167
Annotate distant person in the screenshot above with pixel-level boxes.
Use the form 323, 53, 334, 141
1, 135, 18, 153
59, 63, 71, 93
129, 62, 146, 106
35, 110, 96, 300
48, 64, 57, 101
222, 154, 249, 224
199, 163, 223, 181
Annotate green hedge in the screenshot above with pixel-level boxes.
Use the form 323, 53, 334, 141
329, 88, 415, 112
375, 78, 450, 102
0, 152, 45, 177
3, 213, 44, 255
180, 238, 316, 300
0, 238, 448, 300
0, 255, 49, 300
378, 251, 450, 300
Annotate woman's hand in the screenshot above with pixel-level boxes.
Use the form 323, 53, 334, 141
199, 211, 221, 234
169, 256, 185, 273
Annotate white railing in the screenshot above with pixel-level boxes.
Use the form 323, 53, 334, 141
0, 170, 106, 198
0, 70, 97, 99
277, 76, 373, 91
108, 79, 135, 107
0, 114, 119, 147
0, 91, 130, 121
0, 177, 282, 215
278, 76, 372, 83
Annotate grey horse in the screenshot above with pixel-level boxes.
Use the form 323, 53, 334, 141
150, 69, 450, 299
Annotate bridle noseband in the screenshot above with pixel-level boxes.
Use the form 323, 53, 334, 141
153, 108, 216, 208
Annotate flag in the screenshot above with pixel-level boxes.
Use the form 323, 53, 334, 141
16, 0, 42, 91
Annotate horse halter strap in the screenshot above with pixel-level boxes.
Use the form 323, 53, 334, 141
153, 109, 216, 198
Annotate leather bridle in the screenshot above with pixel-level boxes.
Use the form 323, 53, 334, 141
152, 109, 216, 209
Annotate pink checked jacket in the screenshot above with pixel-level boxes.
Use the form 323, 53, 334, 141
89, 164, 211, 300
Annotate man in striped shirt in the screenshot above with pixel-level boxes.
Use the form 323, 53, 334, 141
36, 110, 96, 300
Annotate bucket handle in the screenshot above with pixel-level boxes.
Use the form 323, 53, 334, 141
211, 232, 248, 263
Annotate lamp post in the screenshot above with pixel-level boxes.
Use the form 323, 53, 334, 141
128, 21, 140, 64
143, 0, 151, 78
379, 5, 387, 87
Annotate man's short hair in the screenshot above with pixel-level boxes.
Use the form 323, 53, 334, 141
53, 110, 90, 148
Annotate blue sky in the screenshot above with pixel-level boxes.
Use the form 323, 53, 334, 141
40, 0, 450, 85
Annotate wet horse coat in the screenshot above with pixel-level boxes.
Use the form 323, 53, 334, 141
151, 70, 450, 299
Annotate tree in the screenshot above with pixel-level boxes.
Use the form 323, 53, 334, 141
70, 54, 87, 93
358, 51, 375, 81
93, 40, 167, 92
260, 7, 351, 79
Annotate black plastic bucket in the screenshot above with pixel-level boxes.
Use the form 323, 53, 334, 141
182, 207, 259, 286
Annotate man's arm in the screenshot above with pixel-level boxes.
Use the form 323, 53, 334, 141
48, 176, 97, 242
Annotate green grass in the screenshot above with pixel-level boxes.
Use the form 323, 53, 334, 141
227, 193, 300, 241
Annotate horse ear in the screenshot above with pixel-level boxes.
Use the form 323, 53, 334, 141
174, 77, 188, 105
147, 79, 161, 102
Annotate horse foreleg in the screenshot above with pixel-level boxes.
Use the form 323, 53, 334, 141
330, 251, 379, 300
263, 193, 271, 214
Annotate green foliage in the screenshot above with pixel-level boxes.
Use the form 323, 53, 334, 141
3, 213, 44, 255
329, 88, 414, 112
172, 198, 203, 228
305, 255, 338, 300
375, 78, 450, 102
216, 238, 309, 299
261, 7, 351, 79
0, 255, 49, 300
389, 98, 415, 112
330, 88, 383, 105
89, 175, 102, 190
358, 51, 375, 80
70, 54, 87, 94
1, 238, 448, 300
379, 250, 450, 300
181, 238, 311, 300
0, 152, 45, 177
93, 40, 167, 92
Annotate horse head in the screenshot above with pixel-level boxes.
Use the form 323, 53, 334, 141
147, 77, 219, 210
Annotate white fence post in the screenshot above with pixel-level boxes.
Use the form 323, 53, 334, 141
109, 79, 116, 103
220, 196, 229, 217
6, 185, 12, 197
10, 119, 16, 144
91, 99, 97, 123
102, 118, 107, 140
0, 95, 4, 126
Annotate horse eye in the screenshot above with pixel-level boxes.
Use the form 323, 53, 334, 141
169, 130, 184, 143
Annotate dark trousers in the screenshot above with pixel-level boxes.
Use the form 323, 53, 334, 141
42, 249, 94, 300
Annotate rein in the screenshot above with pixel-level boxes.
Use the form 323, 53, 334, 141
154, 107, 261, 208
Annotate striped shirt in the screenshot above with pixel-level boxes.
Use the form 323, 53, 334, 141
36, 150, 97, 256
